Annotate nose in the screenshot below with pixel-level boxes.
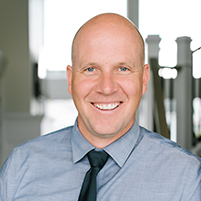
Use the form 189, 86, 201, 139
96, 72, 118, 95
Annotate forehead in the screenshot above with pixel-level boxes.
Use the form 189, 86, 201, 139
72, 14, 144, 66
76, 26, 140, 56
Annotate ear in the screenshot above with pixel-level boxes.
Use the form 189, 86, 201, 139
142, 64, 150, 95
66, 65, 73, 95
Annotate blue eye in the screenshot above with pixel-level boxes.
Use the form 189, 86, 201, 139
86, 67, 95, 72
119, 67, 128, 71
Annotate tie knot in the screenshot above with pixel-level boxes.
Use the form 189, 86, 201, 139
87, 150, 108, 170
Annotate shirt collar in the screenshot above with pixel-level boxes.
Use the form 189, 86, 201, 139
103, 121, 140, 167
71, 120, 94, 163
71, 119, 140, 167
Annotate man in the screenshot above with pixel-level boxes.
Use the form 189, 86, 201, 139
0, 13, 200, 200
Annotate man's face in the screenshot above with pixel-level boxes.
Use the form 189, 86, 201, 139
67, 21, 149, 146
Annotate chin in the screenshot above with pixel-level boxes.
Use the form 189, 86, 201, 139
93, 131, 118, 139
91, 125, 125, 139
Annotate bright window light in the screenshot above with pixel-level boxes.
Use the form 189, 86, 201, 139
40, 1, 127, 134
139, 0, 201, 78
158, 68, 177, 79
38, 0, 127, 78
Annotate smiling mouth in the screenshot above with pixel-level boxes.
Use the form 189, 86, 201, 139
92, 102, 121, 110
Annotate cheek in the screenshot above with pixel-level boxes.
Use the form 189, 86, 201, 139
120, 77, 143, 97
72, 77, 95, 101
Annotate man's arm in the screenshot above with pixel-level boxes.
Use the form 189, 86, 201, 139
0, 152, 15, 201
185, 160, 201, 200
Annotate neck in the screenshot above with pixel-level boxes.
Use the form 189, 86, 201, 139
80, 126, 133, 149
77, 116, 135, 148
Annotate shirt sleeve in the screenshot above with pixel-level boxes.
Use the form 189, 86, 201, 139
0, 157, 9, 200
189, 181, 201, 200
0, 151, 16, 201
185, 159, 201, 200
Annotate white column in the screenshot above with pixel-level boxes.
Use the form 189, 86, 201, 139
127, 0, 140, 122
146, 35, 161, 58
144, 35, 161, 131
127, 0, 139, 27
174, 37, 192, 150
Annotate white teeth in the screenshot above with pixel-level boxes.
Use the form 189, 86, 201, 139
93, 103, 120, 110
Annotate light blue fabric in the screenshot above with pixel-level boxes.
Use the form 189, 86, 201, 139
0, 120, 201, 200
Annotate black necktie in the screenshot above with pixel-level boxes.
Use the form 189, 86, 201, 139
78, 149, 109, 201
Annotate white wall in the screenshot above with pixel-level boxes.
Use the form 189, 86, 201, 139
0, 0, 43, 167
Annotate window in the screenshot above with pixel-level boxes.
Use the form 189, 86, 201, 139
39, 0, 127, 78
139, 0, 201, 77
40, 0, 127, 134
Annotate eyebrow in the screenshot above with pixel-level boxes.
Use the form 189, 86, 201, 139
83, 62, 132, 66
78, 60, 137, 69
118, 62, 130, 66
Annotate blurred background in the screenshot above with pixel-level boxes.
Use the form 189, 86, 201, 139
0, 0, 201, 166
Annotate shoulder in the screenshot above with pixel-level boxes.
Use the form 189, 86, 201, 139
16, 126, 73, 152
139, 126, 201, 166
0, 126, 74, 199
137, 127, 201, 198
1, 126, 73, 173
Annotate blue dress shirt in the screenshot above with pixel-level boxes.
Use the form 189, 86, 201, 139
0, 120, 201, 200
